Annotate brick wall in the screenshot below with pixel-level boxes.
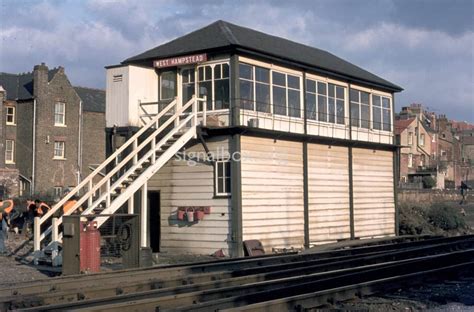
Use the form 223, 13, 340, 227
33, 65, 81, 195
0, 168, 19, 198
81, 111, 106, 179
398, 189, 461, 204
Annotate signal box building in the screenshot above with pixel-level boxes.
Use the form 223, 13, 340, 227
105, 20, 403, 257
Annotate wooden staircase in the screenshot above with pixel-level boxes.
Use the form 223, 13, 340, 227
33, 96, 205, 265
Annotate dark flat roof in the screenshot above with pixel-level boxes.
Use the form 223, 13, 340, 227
124, 20, 403, 92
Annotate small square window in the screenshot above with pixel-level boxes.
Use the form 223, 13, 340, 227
54, 102, 66, 126
54, 141, 65, 159
215, 160, 231, 196
6, 107, 15, 125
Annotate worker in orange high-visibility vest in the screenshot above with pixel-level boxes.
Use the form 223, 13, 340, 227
34, 200, 51, 216
0, 199, 14, 221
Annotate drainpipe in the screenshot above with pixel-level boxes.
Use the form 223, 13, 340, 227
77, 100, 83, 184
31, 98, 37, 194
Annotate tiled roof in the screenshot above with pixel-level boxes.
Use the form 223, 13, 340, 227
395, 118, 415, 135
0, 68, 60, 100
124, 20, 403, 92
74, 86, 105, 113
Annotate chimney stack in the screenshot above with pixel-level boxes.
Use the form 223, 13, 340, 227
33, 62, 48, 97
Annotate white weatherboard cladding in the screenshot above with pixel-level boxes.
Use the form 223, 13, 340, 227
308, 144, 350, 244
105, 65, 158, 128
106, 66, 129, 128
241, 136, 304, 252
148, 137, 232, 255
352, 148, 395, 238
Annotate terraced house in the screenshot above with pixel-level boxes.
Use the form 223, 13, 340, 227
36, 21, 403, 259
0, 64, 106, 198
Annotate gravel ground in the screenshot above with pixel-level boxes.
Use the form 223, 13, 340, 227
336, 278, 474, 311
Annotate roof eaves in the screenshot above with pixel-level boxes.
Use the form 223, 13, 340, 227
235, 46, 403, 92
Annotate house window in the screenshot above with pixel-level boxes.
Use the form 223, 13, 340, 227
350, 89, 370, 128
408, 153, 413, 168
5, 140, 14, 163
181, 68, 195, 104
198, 63, 230, 111
54, 141, 65, 159
408, 132, 413, 145
215, 160, 231, 196
54, 102, 66, 126
6, 107, 15, 125
160, 70, 176, 100
54, 187, 62, 199
420, 134, 425, 146
306, 79, 345, 124
420, 154, 425, 166
238, 63, 301, 118
372, 95, 391, 131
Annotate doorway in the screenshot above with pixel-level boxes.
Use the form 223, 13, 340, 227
148, 191, 161, 252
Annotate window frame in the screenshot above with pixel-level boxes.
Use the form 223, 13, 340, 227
408, 153, 413, 168
197, 62, 230, 111
305, 78, 346, 125
53, 186, 62, 199
5, 140, 14, 164
54, 102, 66, 126
371, 94, 391, 131
53, 141, 66, 160
214, 160, 231, 197
350, 89, 370, 129
6, 106, 15, 125
408, 132, 413, 145
420, 133, 425, 146
238, 62, 302, 118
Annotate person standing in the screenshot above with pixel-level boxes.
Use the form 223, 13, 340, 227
460, 181, 472, 205
0, 201, 12, 255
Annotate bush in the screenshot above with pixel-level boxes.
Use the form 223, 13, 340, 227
422, 176, 436, 189
427, 204, 466, 231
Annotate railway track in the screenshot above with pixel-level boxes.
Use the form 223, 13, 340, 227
2, 235, 473, 311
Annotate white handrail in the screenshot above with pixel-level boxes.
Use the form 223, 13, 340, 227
39, 98, 177, 226
36, 96, 206, 248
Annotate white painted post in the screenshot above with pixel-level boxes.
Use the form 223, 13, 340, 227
52, 217, 59, 242
34, 217, 41, 251
106, 179, 111, 208
133, 139, 138, 165
174, 96, 179, 128
192, 95, 197, 127
140, 182, 148, 247
88, 180, 93, 208
202, 95, 207, 126
128, 196, 134, 214
151, 137, 156, 165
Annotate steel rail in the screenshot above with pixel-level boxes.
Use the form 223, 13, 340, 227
1, 235, 467, 299
31, 250, 474, 312
10, 240, 474, 311
220, 262, 474, 312
0, 235, 464, 298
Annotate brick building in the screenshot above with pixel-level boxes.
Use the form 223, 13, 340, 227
0, 63, 105, 199
396, 103, 473, 189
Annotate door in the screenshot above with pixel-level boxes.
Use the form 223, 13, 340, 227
148, 191, 161, 252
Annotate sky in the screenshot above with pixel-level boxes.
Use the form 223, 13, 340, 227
0, 0, 473, 122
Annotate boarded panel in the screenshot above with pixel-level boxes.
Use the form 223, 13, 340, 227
353, 148, 395, 238
241, 136, 304, 252
308, 144, 350, 245
148, 136, 232, 255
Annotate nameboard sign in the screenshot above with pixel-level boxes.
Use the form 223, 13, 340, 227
154, 53, 207, 68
